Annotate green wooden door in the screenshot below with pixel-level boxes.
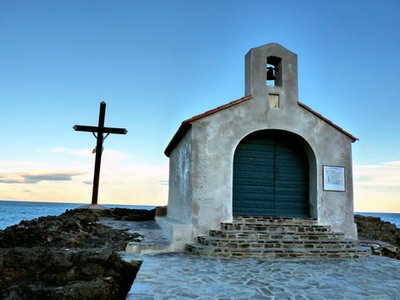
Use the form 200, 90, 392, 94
233, 131, 309, 217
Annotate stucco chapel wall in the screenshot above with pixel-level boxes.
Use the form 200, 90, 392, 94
167, 130, 193, 224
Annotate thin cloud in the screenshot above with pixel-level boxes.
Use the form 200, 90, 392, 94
354, 161, 400, 188
51, 147, 69, 153
0, 172, 84, 184
0, 157, 169, 205
51, 147, 129, 161
354, 160, 400, 212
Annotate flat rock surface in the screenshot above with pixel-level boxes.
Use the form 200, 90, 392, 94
125, 253, 400, 300
99, 219, 169, 244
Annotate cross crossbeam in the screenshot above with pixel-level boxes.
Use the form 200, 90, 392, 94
73, 101, 127, 205
73, 125, 127, 135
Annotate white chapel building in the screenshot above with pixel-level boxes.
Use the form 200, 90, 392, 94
157, 43, 358, 251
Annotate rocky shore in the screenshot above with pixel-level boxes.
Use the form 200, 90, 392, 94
355, 214, 400, 259
0, 207, 155, 300
1, 210, 399, 299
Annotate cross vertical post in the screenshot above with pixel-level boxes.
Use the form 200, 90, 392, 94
91, 102, 106, 205
73, 101, 127, 206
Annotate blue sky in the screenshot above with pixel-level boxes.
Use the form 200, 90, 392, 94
0, 0, 399, 211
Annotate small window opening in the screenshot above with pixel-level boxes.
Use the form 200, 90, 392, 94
266, 56, 282, 87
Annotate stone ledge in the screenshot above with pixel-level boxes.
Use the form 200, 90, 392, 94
233, 216, 317, 225
156, 216, 193, 252
125, 242, 173, 255
210, 229, 344, 240
222, 223, 331, 232
197, 237, 357, 248
186, 244, 370, 259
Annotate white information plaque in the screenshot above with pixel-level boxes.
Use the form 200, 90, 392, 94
323, 166, 345, 191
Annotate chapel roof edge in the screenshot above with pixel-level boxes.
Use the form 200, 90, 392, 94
298, 102, 358, 142
164, 96, 358, 157
164, 95, 252, 157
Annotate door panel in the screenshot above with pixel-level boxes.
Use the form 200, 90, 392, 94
233, 131, 309, 217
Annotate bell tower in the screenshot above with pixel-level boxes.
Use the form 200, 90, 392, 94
245, 43, 299, 107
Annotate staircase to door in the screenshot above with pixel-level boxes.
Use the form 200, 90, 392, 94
186, 216, 370, 259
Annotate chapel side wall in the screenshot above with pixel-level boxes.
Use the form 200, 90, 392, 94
166, 129, 193, 224
315, 136, 356, 238
189, 120, 233, 238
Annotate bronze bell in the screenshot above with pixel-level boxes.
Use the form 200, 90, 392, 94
267, 66, 276, 80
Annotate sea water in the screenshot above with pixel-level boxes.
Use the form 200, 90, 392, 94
0, 200, 155, 230
0, 200, 399, 231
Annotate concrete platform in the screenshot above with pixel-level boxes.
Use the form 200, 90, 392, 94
98, 218, 173, 254
100, 217, 400, 299
123, 253, 400, 299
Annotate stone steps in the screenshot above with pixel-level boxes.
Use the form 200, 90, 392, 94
186, 217, 370, 259
209, 229, 345, 240
197, 236, 357, 249
186, 244, 370, 259
233, 216, 317, 225
222, 222, 331, 233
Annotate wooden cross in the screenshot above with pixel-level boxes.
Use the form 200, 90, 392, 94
73, 101, 127, 205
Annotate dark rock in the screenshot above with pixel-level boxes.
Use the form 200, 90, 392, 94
0, 248, 141, 300
109, 208, 156, 221
355, 214, 400, 260
62, 206, 156, 221
155, 206, 167, 216
0, 209, 142, 250
0, 208, 148, 299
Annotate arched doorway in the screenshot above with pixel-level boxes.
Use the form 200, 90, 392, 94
233, 130, 310, 217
